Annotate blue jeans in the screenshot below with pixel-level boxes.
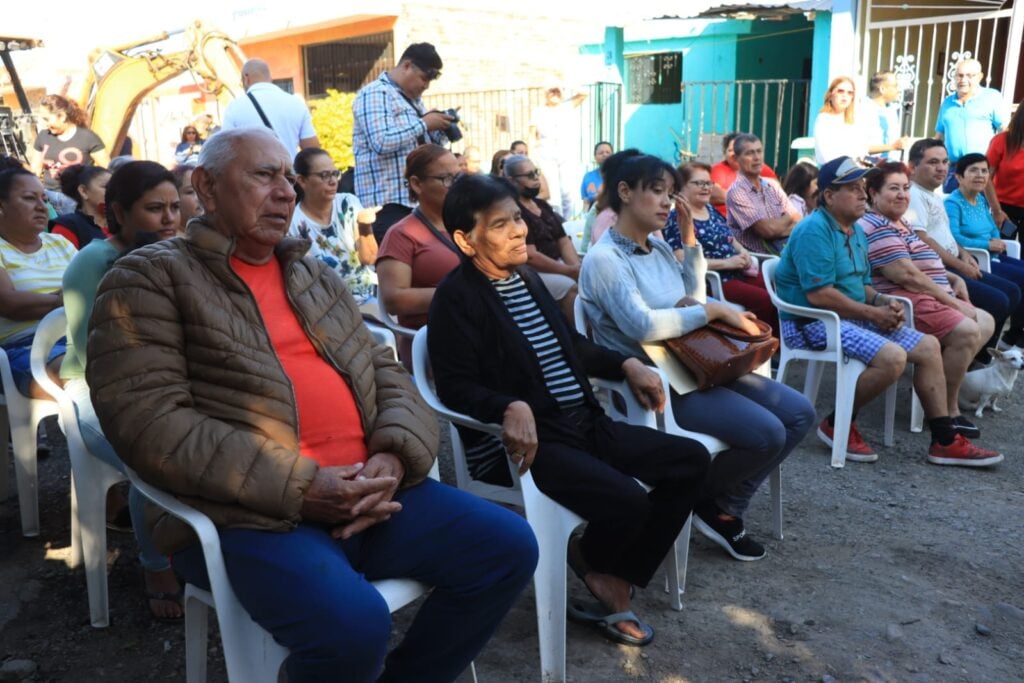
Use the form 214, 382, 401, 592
172, 478, 537, 683
673, 373, 816, 518
1, 335, 66, 396
65, 379, 170, 572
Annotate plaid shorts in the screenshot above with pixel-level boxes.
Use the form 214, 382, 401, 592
781, 318, 925, 364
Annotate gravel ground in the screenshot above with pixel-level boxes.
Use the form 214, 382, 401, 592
1, 368, 1022, 682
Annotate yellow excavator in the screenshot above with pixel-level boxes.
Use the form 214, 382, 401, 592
79, 19, 246, 154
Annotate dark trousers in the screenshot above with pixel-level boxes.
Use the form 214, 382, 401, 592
951, 267, 1022, 349
372, 203, 413, 244
1002, 204, 1023, 237
529, 410, 710, 588
172, 479, 537, 683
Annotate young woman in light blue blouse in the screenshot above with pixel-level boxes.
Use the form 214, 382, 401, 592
579, 153, 814, 562
944, 153, 1024, 316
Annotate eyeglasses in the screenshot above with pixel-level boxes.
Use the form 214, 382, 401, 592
511, 170, 541, 180
307, 170, 341, 182
687, 180, 713, 188
422, 173, 461, 187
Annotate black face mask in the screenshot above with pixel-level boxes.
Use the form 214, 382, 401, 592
521, 186, 541, 200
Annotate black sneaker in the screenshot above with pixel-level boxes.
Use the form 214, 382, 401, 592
693, 504, 765, 561
952, 415, 981, 439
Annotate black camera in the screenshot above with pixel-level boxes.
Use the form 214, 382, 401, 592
444, 107, 463, 142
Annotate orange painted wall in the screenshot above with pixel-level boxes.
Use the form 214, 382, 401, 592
241, 16, 396, 99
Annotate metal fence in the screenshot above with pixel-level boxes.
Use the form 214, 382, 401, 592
424, 82, 622, 167
679, 79, 811, 172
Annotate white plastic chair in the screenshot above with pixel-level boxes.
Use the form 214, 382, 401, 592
367, 295, 417, 341
128, 461, 448, 683
966, 240, 1020, 273
563, 218, 586, 255
0, 320, 60, 537
761, 258, 898, 468
364, 320, 399, 361
29, 308, 128, 627
412, 327, 712, 681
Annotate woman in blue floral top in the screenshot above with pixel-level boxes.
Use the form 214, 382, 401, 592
289, 148, 378, 304
663, 162, 778, 337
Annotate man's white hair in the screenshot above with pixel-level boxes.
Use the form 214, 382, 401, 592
198, 127, 289, 177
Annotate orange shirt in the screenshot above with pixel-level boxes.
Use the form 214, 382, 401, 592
231, 256, 368, 468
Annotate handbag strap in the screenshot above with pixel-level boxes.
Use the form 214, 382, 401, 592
413, 207, 463, 258
246, 91, 274, 130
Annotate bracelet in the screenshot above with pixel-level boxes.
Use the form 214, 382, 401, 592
871, 292, 880, 306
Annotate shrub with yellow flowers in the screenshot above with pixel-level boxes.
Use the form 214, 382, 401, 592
309, 89, 356, 170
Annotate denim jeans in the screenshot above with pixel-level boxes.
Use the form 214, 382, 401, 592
673, 372, 816, 518
65, 378, 170, 572
172, 478, 537, 683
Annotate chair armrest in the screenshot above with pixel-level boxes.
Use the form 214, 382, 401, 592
705, 270, 725, 302
1007, 241, 1021, 260
29, 308, 67, 402
887, 294, 915, 328
590, 377, 658, 429
965, 247, 991, 272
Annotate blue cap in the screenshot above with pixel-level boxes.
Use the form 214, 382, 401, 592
818, 156, 878, 189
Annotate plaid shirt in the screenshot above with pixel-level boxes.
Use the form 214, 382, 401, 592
352, 73, 448, 208
725, 175, 795, 254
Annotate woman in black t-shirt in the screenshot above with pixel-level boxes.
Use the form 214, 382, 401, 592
30, 94, 109, 192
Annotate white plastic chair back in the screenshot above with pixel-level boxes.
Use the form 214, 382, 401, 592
127, 465, 438, 683
761, 258, 897, 467
30, 308, 128, 627
364, 320, 399, 362
0, 314, 60, 536
373, 295, 418, 340
967, 240, 1019, 274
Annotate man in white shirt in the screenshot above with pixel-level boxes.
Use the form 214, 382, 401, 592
222, 59, 320, 152
861, 71, 910, 160
906, 138, 1023, 352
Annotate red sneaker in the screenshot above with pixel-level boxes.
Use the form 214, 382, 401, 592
927, 435, 1004, 467
816, 419, 878, 463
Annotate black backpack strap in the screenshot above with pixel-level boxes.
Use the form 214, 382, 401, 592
246, 91, 274, 129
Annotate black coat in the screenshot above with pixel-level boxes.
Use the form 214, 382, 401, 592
428, 261, 632, 433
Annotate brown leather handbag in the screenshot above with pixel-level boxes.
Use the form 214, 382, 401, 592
663, 319, 779, 390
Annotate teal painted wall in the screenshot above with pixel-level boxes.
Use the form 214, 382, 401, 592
809, 11, 833, 135
590, 16, 815, 166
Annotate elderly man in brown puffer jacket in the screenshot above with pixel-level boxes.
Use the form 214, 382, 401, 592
86, 128, 537, 683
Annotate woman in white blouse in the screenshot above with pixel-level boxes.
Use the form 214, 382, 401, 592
813, 77, 869, 164
289, 148, 378, 304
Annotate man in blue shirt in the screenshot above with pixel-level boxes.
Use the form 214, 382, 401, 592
935, 58, 1008, 197
776, 156, 1002, 467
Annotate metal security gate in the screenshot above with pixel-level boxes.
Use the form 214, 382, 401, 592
679, 79, 811, 171
862, 1, 1017, 139
423, 82, 622, 167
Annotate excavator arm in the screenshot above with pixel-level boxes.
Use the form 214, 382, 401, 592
79, 20, 245, 154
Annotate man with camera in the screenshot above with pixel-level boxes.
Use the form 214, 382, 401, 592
353, 43, 461, 243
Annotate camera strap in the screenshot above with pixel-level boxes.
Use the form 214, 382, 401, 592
413, 208, 462, 258
386, 74, 428, 145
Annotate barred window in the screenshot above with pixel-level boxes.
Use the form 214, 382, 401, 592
304, 32, 395, 97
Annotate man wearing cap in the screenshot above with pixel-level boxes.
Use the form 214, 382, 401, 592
774, 156, 1003, 467
353, 43, 456, 243
222, 59, 320, 152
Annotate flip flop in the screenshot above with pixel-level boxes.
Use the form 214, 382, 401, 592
567, 530, 635, 600
146, 590, 184, 622
568, 599, 654, 647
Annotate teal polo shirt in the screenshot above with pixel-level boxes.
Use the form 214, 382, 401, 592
774, 207, 871, 321
935, 87, 1006, 161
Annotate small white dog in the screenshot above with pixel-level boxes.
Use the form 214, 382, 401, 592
958, 347, 1024, 417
